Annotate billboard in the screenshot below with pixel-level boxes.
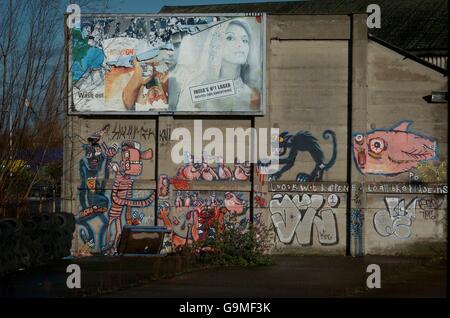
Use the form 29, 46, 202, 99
68, 14, 266, 115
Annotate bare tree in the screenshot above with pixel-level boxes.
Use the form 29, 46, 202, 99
0, 0, 110, 217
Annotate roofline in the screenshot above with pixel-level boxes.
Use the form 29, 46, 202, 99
161, 1, 305, 9
160, 6, 367, 15
369, 34, 447, 76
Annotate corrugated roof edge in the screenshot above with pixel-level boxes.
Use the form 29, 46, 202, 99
369, 34, 447, 76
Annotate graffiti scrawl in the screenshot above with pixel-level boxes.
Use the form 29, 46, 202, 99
269, 193, 339, 245
373, 197, 417, 239
353, 121, 438, 176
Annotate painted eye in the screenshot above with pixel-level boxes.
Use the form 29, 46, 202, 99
354, 134, 364, 144
124, 151, 130, 158
369, 138, 386, 154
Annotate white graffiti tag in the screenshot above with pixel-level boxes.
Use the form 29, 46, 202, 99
373, 197, 417, 239
269, 194, 338, 245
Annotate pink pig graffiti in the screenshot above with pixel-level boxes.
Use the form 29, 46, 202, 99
353, 121, 438, 176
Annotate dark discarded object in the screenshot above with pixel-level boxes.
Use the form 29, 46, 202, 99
0, 212, 75, 276
117, 226, 171, 256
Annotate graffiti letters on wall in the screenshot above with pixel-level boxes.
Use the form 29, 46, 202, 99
373, 197, 418, 239
353, 121, 438, 176
110, 122, 154, 141
373, 195, 445, 238
69, 15, 264, 114
417, 196, 444, 220
269, 193, 339, 246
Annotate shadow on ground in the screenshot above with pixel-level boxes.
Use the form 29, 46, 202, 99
0, 255, 446, 298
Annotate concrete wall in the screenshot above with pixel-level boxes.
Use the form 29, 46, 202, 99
63, 14, 448, 257
362, 41, 448, 255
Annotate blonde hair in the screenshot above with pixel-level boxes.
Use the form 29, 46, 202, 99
200, 18, 260, 88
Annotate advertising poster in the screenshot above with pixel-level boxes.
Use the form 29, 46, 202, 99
68, 14, 265, 114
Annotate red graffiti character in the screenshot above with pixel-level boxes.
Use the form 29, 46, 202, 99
105, 141, 155, 253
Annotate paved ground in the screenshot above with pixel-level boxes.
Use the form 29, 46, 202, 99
100, 256, 447, 298
1, 255, 446, 298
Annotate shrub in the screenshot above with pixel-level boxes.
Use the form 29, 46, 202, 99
175, 217, 274, 267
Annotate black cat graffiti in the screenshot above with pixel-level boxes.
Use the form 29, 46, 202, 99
260, 130, 337, 182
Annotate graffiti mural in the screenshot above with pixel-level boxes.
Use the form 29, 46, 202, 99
158, 190, 249, 248
175, 153, 250, 181
105, 141, 156, 253
254, 192, 267, 208
259, 130, 337, 181
77, 125, 115, 249
269, 193, 339, 245
373, 197, 417, 239
353, 121, 438, 176
77, 121, 156, 254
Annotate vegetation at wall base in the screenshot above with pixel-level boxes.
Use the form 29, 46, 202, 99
173, 220, 274, 267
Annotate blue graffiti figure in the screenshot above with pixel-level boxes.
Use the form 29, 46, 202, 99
78, 125, 115, 250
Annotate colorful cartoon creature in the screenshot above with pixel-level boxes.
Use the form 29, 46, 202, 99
224, 192, 246, 215
199, 157, 219, 181
78, 125, 114, 250
177, 155, 202, 180
158, 174, 170, 199
105, 140, 155, 253
196, 193, 227, 240
353, 121, 438, 176
159, 200, 200, 247
218, 156, 233, 180
175, 191, 183, 213
234, 159, 251, 181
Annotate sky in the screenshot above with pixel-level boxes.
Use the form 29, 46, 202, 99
76, 0, 301, 13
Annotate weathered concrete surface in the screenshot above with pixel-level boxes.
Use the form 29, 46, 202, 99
101, 255, 446, 298
62, 14, 448, 257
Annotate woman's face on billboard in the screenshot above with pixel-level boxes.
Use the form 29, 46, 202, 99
222, 23, 249, 65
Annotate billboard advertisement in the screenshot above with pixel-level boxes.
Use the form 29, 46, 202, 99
68, 14, 266, 115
